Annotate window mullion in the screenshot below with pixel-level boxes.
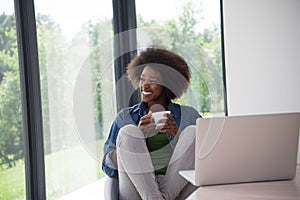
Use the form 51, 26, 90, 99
14, 0, 46, 199
220, 0, 228, 116
113, 0, 138, 112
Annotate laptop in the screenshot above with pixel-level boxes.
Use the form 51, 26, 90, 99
179, 112, 300, 186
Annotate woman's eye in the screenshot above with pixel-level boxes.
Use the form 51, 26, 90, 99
139, 77, 159, 84
149, 79, 158, 83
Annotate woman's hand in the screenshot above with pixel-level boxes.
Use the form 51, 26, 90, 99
138, 111, 157, 135
157, 113, 180, 137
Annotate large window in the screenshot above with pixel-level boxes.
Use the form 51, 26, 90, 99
1, 0, 225, 199
34, 0, 114, 199
136, 0, 225, 116
0, 1, 26, 199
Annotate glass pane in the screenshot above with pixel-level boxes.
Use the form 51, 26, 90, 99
0, 1, 26, 199
34, 0, 114, 199
136, 0, 225, 117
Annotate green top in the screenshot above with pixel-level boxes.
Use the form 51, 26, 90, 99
146, 133, 173, 175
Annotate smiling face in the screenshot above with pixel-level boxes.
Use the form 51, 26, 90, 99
139, 66, 168, 108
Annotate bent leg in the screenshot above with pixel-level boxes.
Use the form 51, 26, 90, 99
158, 125, 197, 200
117, 124, 164, 200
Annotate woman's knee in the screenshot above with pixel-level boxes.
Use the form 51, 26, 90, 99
117, 124, 143, 143
116, 124, 147, 152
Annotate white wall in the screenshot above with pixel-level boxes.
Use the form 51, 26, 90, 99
223, 0, 300, 160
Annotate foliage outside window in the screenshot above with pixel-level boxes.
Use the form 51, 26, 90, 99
0, 13, 26, 200
136, 0, 225, 116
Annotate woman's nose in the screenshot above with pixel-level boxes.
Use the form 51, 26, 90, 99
142, 82, 150, 88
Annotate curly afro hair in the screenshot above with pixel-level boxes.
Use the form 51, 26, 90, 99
127, 46, 191, 100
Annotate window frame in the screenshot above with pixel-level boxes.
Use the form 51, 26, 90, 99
220, 0, 228, 116
112, 0, 139, 111
14, 0, 46, 199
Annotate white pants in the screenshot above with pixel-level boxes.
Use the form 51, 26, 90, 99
116, 124, 198, 200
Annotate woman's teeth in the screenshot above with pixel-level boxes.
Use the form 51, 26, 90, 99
143, 91, 152, 95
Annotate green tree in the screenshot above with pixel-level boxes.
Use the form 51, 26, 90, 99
84, 19, 112, 139
36, 13, 64, 154
0, 13, 23, 168
0, 13, 64, 168
0, 13, 17, 82
137, 1, 224, 114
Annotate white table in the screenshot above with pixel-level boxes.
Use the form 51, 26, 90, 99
187, 164, 300, 200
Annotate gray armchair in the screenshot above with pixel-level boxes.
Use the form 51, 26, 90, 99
104, 176, 119, 200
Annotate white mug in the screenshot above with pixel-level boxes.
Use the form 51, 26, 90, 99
152, 111, 171, 127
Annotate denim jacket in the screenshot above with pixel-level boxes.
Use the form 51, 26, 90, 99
102, 101, 201, 178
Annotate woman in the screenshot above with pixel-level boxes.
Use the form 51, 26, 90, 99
102, 46, 201, 199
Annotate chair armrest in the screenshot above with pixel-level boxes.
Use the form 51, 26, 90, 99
104, 176, 119, 200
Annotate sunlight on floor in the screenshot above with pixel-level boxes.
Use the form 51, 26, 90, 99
58, 178, 106, 200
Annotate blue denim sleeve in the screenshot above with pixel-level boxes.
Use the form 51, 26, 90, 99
102, 107, 139, 178
102, 119, 120, 178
